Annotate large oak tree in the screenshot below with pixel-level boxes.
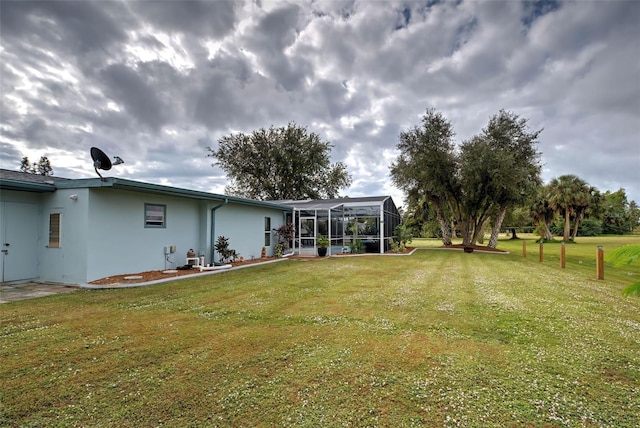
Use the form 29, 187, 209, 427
391, 109, 541, 247
208, 123, 351, 200
390, 109, 459, 245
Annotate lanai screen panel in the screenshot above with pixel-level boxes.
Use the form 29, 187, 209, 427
383, 197, 402, 251
343, 204, 381, 253
330, 205, 344, 248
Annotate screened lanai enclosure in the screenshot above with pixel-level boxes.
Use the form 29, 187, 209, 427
283, 196, 402, 256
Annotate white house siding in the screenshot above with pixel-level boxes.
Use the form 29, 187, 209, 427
214, 203, 287, 261
39, 188, 90, 284
1, 171, 291, 284
83, 188, 204, 282
0, 190, 42, 283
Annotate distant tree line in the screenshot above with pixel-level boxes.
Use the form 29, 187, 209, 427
20, 156, 53, 176
403, 170, 639, 242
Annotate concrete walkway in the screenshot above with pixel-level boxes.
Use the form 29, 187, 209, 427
0, 282, 79, 303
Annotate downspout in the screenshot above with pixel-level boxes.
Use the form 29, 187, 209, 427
210, 198, 228, 264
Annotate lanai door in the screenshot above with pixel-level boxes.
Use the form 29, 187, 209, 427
1, 202, 39, 283
298, 217, 316, 256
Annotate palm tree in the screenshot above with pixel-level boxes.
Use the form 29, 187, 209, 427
570, 186, 601, 240
530, 186, 555, 240
547, 175, 591, 242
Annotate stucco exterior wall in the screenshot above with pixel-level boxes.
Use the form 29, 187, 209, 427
39, 188, 90, 284
0, 190, 43, 283
213, 203, 287, 261
1, 176, 291, 284
83, 188, 204, 282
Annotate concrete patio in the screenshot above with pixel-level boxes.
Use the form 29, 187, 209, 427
0, 282, 79, 303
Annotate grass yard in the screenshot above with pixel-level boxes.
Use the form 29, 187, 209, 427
2, 236, 639, 427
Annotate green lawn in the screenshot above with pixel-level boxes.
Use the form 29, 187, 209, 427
2, 236, 639, 427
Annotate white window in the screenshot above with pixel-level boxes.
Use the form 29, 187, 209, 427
145, 204, 166, 228
49, 213, 61, 248
264, 217, 271, 246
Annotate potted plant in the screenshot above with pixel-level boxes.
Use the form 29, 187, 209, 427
317, 235, 329, 257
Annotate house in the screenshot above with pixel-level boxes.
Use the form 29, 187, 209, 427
0, 169, 291, 284
284, 196, 402, 256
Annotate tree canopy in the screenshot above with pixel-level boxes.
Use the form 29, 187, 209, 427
20, 156, 53, 176
390, 108, 541, 247
208, 123, 351, 201
547, 174, 599, 242
390, 109, 459, 245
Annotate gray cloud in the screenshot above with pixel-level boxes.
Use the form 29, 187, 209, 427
1, 0, 638, 206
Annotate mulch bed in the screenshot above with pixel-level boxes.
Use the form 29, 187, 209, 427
440, 244, 507, 253
89, 257, 277, 286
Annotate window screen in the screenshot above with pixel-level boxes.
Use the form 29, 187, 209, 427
145, 204, 166, 228
49, 213, 61, 248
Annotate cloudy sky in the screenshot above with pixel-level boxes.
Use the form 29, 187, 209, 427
1, 0, 639, 206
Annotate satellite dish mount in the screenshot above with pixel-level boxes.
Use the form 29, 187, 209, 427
90, 147, 124, 181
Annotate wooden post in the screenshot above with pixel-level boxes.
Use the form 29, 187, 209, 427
596, 245, 604, 280
522, 240, 527, 258
560, 241, 566, 269
539, 242, 543, 263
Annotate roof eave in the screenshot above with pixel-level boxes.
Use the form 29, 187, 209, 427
54, 177, 292, 211
0, 179, 57, 193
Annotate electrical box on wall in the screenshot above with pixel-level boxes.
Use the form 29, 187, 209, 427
164, 246, 170, 255
170, 245, 176, 253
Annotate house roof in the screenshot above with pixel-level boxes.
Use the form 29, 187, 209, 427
1, 169, 397, 213
281, 196, 393, 211
0, 169, 291, 211
0, 169, 68, 192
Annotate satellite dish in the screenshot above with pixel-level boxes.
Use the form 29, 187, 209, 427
90, 147, 124, 180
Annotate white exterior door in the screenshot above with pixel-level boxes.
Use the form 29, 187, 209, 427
1, 202, 39, 283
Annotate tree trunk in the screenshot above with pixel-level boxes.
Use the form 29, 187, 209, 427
488, 206, 507, 248
471, 220, 486, 246
438, 216, 453, 246
460, 218, 473, 246
542, 221, 553, 240
571, 214, 583, 241
563, 210, 571, 242
433, 200, 452, 246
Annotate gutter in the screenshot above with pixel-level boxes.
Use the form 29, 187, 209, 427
210, 198, 229, 264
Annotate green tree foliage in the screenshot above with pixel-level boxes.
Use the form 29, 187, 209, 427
547, 175, 598, 242
19, 156, 53, 176
208, 123, 351, 200
391, 109, 541, 247
530, 184, 556, 240
20, 157, 31, 173
601, 189, 635, 234
480, 110, 542, 247
390, 109, 458, 245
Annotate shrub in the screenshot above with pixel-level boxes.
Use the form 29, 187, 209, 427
215, 236, 238, 263
349, 239, 364, 254
390, 238, 405, 253
394, 224, 413, 247
274, 243, 285, 258
317, 235, 329, 248
578, 218, 603, 236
